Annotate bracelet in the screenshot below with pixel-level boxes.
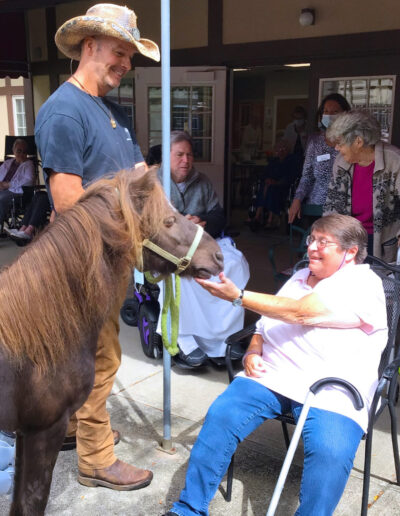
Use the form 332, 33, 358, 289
242, 349, 262, 367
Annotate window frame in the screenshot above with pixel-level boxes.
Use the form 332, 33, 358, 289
318, 75, 396, 142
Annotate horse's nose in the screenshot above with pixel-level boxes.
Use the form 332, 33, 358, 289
215, 250, 224, 268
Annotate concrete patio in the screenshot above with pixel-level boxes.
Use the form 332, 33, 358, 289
1, 225, 400, 515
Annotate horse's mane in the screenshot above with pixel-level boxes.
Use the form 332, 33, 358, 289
0, 167, 170, 373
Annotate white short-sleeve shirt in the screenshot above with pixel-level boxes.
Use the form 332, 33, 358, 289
237, 264, 387, 431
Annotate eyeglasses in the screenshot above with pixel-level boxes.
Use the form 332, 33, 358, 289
14, 149, 27, 154
306, 235, 339, 249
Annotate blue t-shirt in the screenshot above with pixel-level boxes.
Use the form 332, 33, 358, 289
35, 82, 144, 187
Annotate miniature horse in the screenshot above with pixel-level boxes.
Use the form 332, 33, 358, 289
0, 168, 223, 515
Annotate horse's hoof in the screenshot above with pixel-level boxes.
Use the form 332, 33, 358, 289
78, 459, 153, 491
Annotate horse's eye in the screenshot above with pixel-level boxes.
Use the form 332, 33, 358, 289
164, 216, 176, 228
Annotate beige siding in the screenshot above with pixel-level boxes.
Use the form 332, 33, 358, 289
27, 9, 48, 61
32, 76, 50, 118
0, 96, 9, 158
10, 78, 23, 87
132, 0, 208, 50
223, 0, 400, 44
54, 0, 206, 60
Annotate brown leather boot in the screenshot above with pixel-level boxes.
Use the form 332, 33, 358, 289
78, 459, 153, 491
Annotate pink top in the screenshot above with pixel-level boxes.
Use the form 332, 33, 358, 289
352, 161, 375, 234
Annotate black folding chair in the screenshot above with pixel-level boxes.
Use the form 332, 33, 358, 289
224, 255, 400, 515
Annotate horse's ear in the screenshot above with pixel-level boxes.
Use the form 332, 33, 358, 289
127, 166, 159, 213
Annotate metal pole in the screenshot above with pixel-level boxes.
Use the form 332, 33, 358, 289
160, 0, 174, 453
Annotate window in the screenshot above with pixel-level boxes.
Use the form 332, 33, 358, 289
319, 76, 395, 142
12, 96, 27, 136
148, 85, 213, 161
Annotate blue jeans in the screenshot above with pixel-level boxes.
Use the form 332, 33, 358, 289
171, 377, 363, 516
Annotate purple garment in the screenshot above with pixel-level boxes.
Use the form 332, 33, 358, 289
0, 158, 35, 194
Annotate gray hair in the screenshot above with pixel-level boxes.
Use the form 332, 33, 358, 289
311, 214, 368, 264
170, 131, 193, 151
12, 138, 28, 153
326, 110, 381, 147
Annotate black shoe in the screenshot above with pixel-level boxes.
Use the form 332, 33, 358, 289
162, 512, 179, 516
174, 347, 208, 369
209, 356, 226, 367
61, 429, 121, 451
209, 345, 244, 367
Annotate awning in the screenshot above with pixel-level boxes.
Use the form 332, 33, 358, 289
0, 12, 28, 78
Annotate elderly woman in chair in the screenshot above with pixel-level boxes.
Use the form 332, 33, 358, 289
164, 214, 387, 516
0, 138, 35, 231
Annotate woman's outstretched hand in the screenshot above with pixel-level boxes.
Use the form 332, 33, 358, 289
195, 272, 241, 302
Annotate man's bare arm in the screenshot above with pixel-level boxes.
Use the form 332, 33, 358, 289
49, 171, 84, 212
196, 273, 362, 329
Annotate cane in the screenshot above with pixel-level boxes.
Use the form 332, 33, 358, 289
266, 377, 364, 516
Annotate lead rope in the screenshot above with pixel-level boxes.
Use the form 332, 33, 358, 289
144, 272, 180, 356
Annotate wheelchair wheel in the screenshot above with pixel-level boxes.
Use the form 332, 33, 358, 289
138, 302, 163, 359
120, 297, 140, 327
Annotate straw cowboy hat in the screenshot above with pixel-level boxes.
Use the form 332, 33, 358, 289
55, 3, 160, 62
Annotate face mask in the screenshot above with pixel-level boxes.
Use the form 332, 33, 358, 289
294, 118, 305, 128
321, 113, 339, 129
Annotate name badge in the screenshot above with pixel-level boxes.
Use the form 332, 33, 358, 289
316, 153, 330, 162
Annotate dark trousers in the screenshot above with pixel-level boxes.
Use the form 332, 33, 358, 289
22, 191, 50, 228
0, 190, 15, 225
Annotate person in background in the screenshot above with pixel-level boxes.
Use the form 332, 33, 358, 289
0, 439, 14, 496
6, 190, 50, 243
288, 93, 351, 224
240, 113, 263, 161
249, 139, 302, 229
35, 3, 159, 491
283, 105, 308, 157
324, 109, 400, 261
164, 214, 387, 516
0, 139, 35, 231
145, 144, 162, 166
158, 131, 250, 368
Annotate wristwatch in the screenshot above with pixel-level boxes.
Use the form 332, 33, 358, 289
232, 289, 244, 307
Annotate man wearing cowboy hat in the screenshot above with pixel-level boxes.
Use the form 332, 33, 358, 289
35, 4, 159, 491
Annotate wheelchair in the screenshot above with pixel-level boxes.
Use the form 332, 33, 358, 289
1, 135, 49, 239
121, 278, 163, 359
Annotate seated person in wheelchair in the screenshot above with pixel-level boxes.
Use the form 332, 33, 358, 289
165, 214, 387, 516
6, 190, 51, 243
250, 139, 302, 229
158, 130, 250, 369
0, 139, 35, 230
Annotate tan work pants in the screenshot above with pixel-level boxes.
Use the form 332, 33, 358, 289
67, 275, 129, 475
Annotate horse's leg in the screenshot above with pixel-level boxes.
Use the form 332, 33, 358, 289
10, 415, 69, 516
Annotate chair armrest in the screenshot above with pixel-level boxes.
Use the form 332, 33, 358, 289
225, 323, 257, 347
225, 323, 257, 383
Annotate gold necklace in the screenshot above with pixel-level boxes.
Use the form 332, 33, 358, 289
71, 75, 117, 129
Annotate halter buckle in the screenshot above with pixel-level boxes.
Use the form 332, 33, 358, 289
176, 256, 191, 273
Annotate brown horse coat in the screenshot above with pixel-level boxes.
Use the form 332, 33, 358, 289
0, 167, 223, 515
